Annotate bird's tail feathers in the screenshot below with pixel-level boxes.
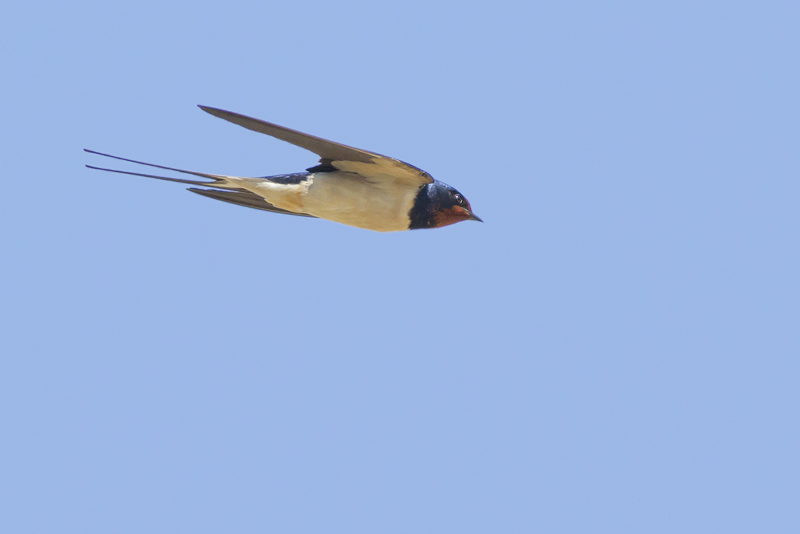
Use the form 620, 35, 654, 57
83, 149, 238, 189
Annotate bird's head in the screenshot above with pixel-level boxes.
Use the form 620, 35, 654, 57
409, 180, 482, 229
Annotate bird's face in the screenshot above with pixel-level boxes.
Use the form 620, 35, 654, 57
430, 182, 482, 228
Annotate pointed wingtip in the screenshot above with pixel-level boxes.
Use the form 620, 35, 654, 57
198, 105, 232, 121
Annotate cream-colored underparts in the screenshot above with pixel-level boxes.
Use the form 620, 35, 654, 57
236, 172, 418, 232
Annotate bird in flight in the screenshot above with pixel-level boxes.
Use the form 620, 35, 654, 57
85, 106, 481, 232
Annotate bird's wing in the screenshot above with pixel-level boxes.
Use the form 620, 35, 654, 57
198, 106, 434, 187
187, 188, 316, 218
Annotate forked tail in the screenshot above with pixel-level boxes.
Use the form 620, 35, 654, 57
84, 149, 238, 189
84, 149, 316, 218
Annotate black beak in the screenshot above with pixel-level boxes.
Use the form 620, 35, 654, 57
469, 212, 483, 223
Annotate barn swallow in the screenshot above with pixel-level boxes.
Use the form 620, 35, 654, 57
85, 106, 481, 232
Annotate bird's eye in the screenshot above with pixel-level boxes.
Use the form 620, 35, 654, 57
454, 193, 466, 206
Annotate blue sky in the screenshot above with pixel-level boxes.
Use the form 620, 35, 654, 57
2, 1, 799, 532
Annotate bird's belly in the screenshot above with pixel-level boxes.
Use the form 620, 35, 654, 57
300, 172, 418, 232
